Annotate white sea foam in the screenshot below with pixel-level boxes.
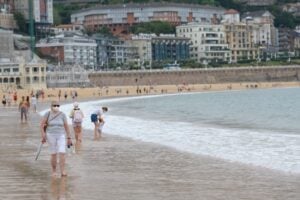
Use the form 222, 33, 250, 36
41, 94, 300, 174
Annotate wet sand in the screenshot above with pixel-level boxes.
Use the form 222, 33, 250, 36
0, 103, 300, 200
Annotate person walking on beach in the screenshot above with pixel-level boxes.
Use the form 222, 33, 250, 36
26, 96, 30, 113
64, 91, 68, 100
31, 95, 37, 112
58, 90, 61, 101
19, 96, 29, 123
13, 92, 17, 105
2, 95, 6, 107
69, 102, 84, 144
91, 107, 108, 140
40, 101, 72, 177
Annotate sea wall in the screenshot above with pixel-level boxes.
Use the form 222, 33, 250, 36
89, 66, 300, 87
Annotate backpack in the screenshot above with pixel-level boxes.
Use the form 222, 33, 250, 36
73, 110, 83, 123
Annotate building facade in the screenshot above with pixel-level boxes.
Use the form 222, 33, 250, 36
131, 34, 153, 68
14, 0, 53, 38
46, 64, 90, 87
71, 3, 224, 36
151, 35, 190, 63
241, 10, 278, 59
224, 23, 259, 63
176, 23, 231, 64
36, 32, 97, 70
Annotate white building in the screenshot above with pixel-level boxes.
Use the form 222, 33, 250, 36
222, 9, 240, 24
242, 11, 277, 47
46, 64, 90, 88
36, 32, 97, 70
176, 23, 231, 64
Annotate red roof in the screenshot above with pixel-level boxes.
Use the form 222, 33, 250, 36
224, 9, 239, 15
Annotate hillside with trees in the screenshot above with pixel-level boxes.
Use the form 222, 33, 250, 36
53, 0, 300, 29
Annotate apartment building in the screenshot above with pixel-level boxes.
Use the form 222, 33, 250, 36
0, 0, 16, 29
14, 0, 53, 23
176, 23, 230, 64
130, 34, 152, 68
294, 32, 300, 57
151, 34, 190, 63
241, 11, 277, 46
71, 3, 224, 36
241, 10, 278, 59
14, 0, 53, 38
36, 32, 97, 70
224, 23, 259, 63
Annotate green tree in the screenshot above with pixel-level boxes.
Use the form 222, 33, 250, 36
130, 21, 175, 35
97, 27, 113, 36
14, 12, 27, 34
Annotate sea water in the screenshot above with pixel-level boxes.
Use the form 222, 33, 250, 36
58, 88, 300, 174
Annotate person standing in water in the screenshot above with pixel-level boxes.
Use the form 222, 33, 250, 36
91, 106, 108, 140
19, 96, 29, 123
69, 102, 84, 144
40, 101, 72, 177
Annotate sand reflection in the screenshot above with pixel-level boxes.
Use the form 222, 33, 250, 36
51, 177, 67, 200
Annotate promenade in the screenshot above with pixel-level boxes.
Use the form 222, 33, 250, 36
0, 104, 300, 200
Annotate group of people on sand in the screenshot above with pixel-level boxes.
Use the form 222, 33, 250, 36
40, 100, 108, 178
2, 92, 19, 107
17, 95, 38, 123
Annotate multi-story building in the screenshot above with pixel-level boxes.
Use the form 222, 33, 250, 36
241, 10, 278, 59
71, 3, 225, 36
51, 24, 84, 35
224, 23, 259, 63
36, 32, 97, 70
294, 32, 300, 57
151, 34, 190, 63
241, 11, 277, 46
0, 29, 46, 89
176, 23, 231, 64
93, 35, 140, 70
14, 0, 53, 38
278, 28, 295, 56
0, 0, 16, 29
14, 0, 53, 23
131, 34, 153, 68
221, 9, 259, 63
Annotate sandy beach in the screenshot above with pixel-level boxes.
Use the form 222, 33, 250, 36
0, 87, 300, 200
1, 81, 300, 103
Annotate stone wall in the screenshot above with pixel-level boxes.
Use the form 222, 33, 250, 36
89, 66, 300, 87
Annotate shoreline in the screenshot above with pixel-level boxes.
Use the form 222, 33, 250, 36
1, 81, 300, 104
0, 95, 300, 199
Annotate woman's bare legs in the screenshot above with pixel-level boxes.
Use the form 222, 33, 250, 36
59, 153, 67, 176
51, 154, 57, 177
